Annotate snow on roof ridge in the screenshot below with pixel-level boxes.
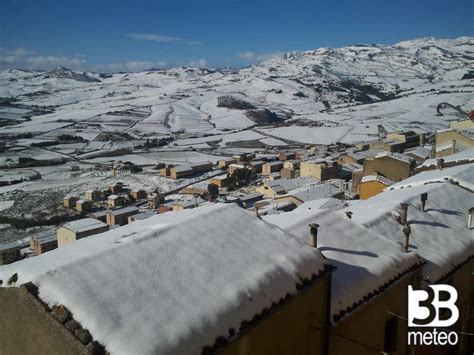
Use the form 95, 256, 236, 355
0, 203, 328, 355
343, 182, 474, 284
263, 208, 423, 323
361, 175, 394, 186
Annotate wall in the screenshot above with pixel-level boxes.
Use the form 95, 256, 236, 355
220, 273, 330, 355
57, 227, 78, 247
329, 270, 421, 355
0, 286, 89, 355
363, 156, 411, 182
359, 180, 386, 200
450, 119, 474, 131
435, 131, 474, 157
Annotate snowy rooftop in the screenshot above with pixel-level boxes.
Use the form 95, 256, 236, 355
266, 177, 318, 192
374, 151, 414, 164
263, 209, 422, 322
286, 182, 343, 202
0, 204, 328, 355
342, 179, 474, 283
387, 163, 474, 192
62, 218, 108, 233
108, 206, 139, 216
420, 148, 474, 168
361, 175, 394, 186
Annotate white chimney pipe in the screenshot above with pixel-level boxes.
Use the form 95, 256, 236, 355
468, 207, 474, 230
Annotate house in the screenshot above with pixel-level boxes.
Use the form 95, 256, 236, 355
345, 164, 474, 354
278, 151, 297, 161
361, 152, 415, 185
337, 149, 382, 165
248, 160, 265, 174
209, 176, 232, 188
340, 163, 363, 180
264, 207, 423, 355
217, 157, 237, 169
147, 193, 163, 209
63, 196, 78, 209
237, 192, 264, 209
256, 177, 318, 197
170, 165, 194, 179
386, 130, 420, 149
369, 139, 405, 153
272, 182, 345, 207
281, 168, 298, 179
179, 187, 207, 196
415, 147, 474, 173
0, 204, 332, 355
449, 111, 474, 130
30, 230, 57, 256
435, 129, 474, 157
108, 182, 123, 194
128, 211, 155, 223
262, 161, 283, 175
191, 161, 213, 174
233, 152, 255, 163
85, 189, 101, 202
0, 242, 21, 265
88, 209, 108, 223
129, 189, 146, 200
106, 206, 139, 226
300, 159, 341, 181
159, 165, 173, 177
359, 174, 394, 200
171, 198, 206, 211
57, 218, 109, 247
403, 146, 431, 163
107, 194, 127, 208
75, 199, 92, 213
283, 159, 300, 170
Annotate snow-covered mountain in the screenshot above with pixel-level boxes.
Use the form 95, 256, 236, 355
0, 37, 473, 146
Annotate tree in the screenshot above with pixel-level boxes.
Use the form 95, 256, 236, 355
231, 168, 251, 187
207, 183, 219, 200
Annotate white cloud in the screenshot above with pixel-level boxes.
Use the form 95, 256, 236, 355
237, 51, 282, 62
238, 51, 256, 60
128, 33, 203, 45
0, 47, 87, 70
188, 58, 207, 68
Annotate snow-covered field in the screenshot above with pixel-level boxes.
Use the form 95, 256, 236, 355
0, 36, 472, 223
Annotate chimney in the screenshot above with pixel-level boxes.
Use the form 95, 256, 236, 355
308, 223, 320, 248
437, 158, 444, 170
419, 133, 425, 145
420, 193, 428, 212
400, 203, 409, 225
345, 211, 353, 219
402, 225, 411, 253
255, 206, 262, 219
468, 207, 474, 230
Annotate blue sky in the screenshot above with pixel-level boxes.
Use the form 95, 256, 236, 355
0, 0, 472, 71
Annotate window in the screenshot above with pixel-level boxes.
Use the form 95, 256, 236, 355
383, 316, 398, 353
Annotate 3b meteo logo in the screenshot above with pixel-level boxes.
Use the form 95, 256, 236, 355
407, 285, 459, 346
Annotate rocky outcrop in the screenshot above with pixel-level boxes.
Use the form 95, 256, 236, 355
217, 96, 256, 110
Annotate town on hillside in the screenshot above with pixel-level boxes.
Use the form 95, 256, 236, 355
0, 109, 473, 354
